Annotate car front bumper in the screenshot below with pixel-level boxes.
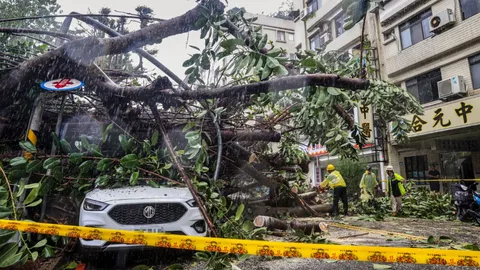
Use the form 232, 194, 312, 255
79, 199, 206, 251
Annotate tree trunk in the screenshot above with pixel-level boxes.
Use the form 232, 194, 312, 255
290, 219, 326, 234
250, 203, 332, 217
253, 215, 288, 231
297, 191, 318, 200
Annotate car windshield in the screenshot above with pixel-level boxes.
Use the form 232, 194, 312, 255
1, 0, 480, 269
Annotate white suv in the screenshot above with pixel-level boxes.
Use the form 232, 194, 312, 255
79, 185, 207, 252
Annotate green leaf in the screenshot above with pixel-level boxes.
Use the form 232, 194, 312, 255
10, 157, 27, 167
102, 123, 114, 143
88, 144, 103, 157
266, 47, 282, 57
0, 206, 12, 219
273, 65, 289, 76
258, 34, 268, 49
52, 167, 63, 181
266, 57, 280, 69
301, 58, 317, 68
147, 180, 159, 188
41, 246, 55, 258
32, 239, 47, 249
16, 179, 25, 198
26, 160, 42, 174
68, 153, 83, 165
120, 154, 139, 169
220, 38, 244, 49
200, 56, 210, 70
51, 132, 61, 150
0, 243, 19, 268
167, 263, 184, 270
327, 87, 341, 96
19, 141, 37, 153
427, 236, 436, 244
185, 67, 195, 75
59, 139, 72, 153
43, 157, 60, 170
24, 185, 40, 205
26, 199, 43, 208
79, 160, 93, 173
0, 230, 15, 243
96, 158, 113, 172
24, 183, 39, 189
235, 203, 245, 221
81, 136, 90, 151
237, 56, 250, 71
373, 264, 392, 269
261, 66, 271, 80
31, 251, 38, 261
119, 135, 129, 152
151, 130, 159, 146
0, 252, 22, 268
129, 171, 139, 186
65, 261, 78, 269
95, 176, 109, 187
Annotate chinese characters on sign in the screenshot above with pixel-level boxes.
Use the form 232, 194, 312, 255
358, 104, 374, 143
407, 96, 480, 137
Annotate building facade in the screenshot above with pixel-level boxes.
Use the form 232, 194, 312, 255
293, 0, 387, 188
374, 0, 480, 192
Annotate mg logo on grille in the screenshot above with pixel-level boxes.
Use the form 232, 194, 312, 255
143, 206, 155, 219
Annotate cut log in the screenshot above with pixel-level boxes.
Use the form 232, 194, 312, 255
290, 220, 327, 234
297, 191, 318, 200
250, 203, 332, 217
253, 215, 288, 231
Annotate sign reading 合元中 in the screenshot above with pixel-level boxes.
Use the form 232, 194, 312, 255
406, 95, 480, 137
40, 78, 84, 91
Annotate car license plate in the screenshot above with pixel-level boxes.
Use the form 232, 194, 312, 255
134, 227, 165, 233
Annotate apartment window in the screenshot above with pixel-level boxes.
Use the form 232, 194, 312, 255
334, 12, 346, 37
288, 33, 295, 41
469, 53, 480, 89
406, 69, 442, 104
405, 155, 429, 185
309, 32, 324, 50
277, 31, 286, 42
460, 0, 480, 20
307, 0, 322, 15
399, 9, 433, 49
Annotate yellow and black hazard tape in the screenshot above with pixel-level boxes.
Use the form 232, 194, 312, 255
1, 220, 480, 267
381, 179, 480, 183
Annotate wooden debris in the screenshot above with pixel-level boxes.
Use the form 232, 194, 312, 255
254, 215, 288, 231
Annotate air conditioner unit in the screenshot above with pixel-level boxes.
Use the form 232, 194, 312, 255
438, 75, 467, 100
430, 9, 455, 33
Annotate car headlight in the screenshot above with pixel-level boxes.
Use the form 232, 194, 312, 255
186, 199, 197, 207
83, 198, 109, 211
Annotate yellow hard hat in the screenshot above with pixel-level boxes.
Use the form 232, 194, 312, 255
326, 164, 335, 171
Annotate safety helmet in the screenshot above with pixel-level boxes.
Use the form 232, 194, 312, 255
326, 164, 335, 171
386, 165, 394, 171
366, 165, 372, 170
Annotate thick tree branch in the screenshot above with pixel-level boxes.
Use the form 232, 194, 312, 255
149, 104, 217, 236
0, 27, 79, 40
166, 74, 370, 99
221, 129, 281, 142
333, 104, 355, 129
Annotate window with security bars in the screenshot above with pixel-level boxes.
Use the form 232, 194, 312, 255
405, 155, 429, 185
406, 69, 442, 104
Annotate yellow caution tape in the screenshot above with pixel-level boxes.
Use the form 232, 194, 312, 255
1, 220, 479, 266
327, 222, 427, 241
381, 179, 480, 183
